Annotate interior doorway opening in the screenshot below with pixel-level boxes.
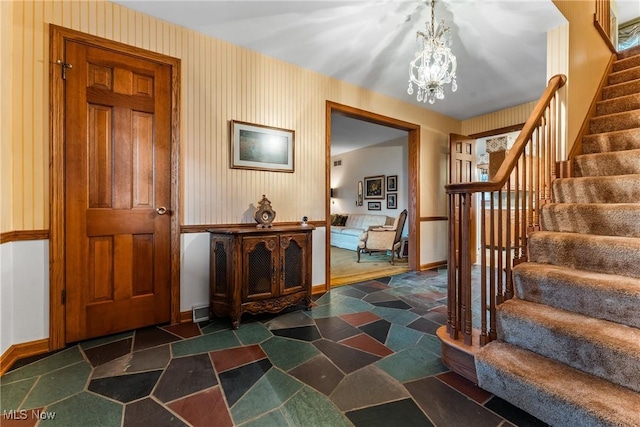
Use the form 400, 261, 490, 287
325, 102, 420, 291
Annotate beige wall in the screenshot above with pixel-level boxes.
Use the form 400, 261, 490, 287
552, 0, 614, 148
2, 0, 461, 234
461, 101, 537, 136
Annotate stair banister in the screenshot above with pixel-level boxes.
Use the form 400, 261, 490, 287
444, 74, 567, 347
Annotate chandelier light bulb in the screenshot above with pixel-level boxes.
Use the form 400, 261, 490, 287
407, 0, 457, 104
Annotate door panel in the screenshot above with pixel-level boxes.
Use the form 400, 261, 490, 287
64, 40, 172, 342
449, 134, 477, 265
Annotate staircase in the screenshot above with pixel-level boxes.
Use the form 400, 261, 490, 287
475, 47, 640, 426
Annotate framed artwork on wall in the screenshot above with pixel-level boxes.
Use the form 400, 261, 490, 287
230, 120, 294, 172
387, 175, 397, 192
368, 201, 381, 211
387, 193, 397, 209
364, 175, 385, 199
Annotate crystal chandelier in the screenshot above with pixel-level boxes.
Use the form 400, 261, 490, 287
407, 0, 457, 104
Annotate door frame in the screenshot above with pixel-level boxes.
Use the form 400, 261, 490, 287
49, 25, 181, 350
325, 101, 420, 291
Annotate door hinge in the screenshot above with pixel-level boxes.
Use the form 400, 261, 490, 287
56, 60, 73, 80
61, 289, 66, 305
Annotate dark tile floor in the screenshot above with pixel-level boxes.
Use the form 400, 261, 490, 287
1, 269, 547, 427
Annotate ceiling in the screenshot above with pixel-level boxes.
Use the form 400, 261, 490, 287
115, 0, 639, 154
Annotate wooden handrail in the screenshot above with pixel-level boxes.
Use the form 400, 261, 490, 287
444, 74, 567, 347
446, 75, 566, 195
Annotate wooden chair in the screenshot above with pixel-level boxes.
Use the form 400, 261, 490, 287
356, 209, 407, 265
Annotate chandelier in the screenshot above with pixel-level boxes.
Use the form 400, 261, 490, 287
407, 0, 457, 104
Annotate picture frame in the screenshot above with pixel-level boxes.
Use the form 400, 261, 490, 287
368, 201, 381, 211
387, 175, 397, 192
357, 181, 363, 206
387, 193, 397, 209
230, 120, 294, 172
364, 175, 385, 199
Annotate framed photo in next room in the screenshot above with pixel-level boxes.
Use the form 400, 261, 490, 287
364, 175, 385, 199
368, 201, 381, 211
387, 175, 397, 192
230, 120, 294, 172
387, 193, 397, 209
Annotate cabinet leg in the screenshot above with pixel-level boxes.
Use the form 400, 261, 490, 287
232, 317, 240, 330
304, 298, 312, 311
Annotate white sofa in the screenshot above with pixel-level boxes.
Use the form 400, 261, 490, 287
330, 213, 392, 251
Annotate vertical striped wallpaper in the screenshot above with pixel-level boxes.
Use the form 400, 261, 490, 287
0, 1, 13, 232
3, 0, 462, 232
460, 101, 537, 136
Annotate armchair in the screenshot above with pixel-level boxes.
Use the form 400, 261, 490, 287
356, 209, 407, 265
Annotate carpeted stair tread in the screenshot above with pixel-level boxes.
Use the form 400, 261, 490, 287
612, 53, 640, 72
589, 108, 640, 133
582, 128, 640, 154
552, 174, 640, 203
574, 148, 640, 177
513, 263, 640, 328
540, 203, 640, 237
607, 66, 640, 86
617, 44, 640, 60
475, 341, 640, 427
596, 91, 640, 115
528, 231, 640, 279
496, 299, 640, 392
602, 78, 640, 100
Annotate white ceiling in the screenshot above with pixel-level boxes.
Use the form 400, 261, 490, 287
115, 0, 639, 154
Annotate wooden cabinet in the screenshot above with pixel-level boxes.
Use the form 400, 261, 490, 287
208, 225, 314, 328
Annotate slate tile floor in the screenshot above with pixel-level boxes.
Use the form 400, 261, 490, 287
1, 269, 547, 427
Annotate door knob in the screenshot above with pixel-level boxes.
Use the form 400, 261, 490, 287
156, 206, 168, 215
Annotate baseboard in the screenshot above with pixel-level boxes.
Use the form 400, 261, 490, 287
420, 260, 447, 271
0, 338, 50, 376
179, 310, 193, 324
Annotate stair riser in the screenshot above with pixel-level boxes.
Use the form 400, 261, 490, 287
596, 93, 640, 115
602, 79, 640, 100
513, 266, 640, 328
589, 110, 640, 133
497, 309, 640, 392
528, 233, 640, 279
608, 67, 640, 85
540, 204, 640, 237
476, 343, 640, 427
582, 129, 640, 154
552, 176, 640, 203
574, 150, 640, 177
613, 55, 640, 72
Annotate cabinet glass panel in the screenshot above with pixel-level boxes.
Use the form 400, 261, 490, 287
247, 242, 273, 297
283, 239, 303, 290
213, 241, 227, 295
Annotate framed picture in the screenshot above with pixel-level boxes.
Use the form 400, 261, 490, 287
364, 175, 385, 199
368, 201, 381, 211
357, 181, 363, 206
387, 193, 397, 209
231, 120, 294, 172
387, 175, 397, 192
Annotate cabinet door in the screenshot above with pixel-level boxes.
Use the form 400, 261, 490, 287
279, 233, 308, 295
210, 236, 232, 298
243, 235, 278, 300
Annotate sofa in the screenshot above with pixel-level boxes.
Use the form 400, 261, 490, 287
330, 213, 393, 251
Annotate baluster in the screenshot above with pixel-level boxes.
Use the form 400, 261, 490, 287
480, 193, 488, 345
447, 194, 457, 338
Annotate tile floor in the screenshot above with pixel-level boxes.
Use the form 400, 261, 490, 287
1, 269, 547, 427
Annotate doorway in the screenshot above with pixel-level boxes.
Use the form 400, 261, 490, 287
325, 102, 420, 291
49, 26, 181, 349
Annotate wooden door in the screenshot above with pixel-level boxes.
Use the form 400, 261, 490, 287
64, 40, 172, 342
449, 134, 477, 264
279, 233, 308, 295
